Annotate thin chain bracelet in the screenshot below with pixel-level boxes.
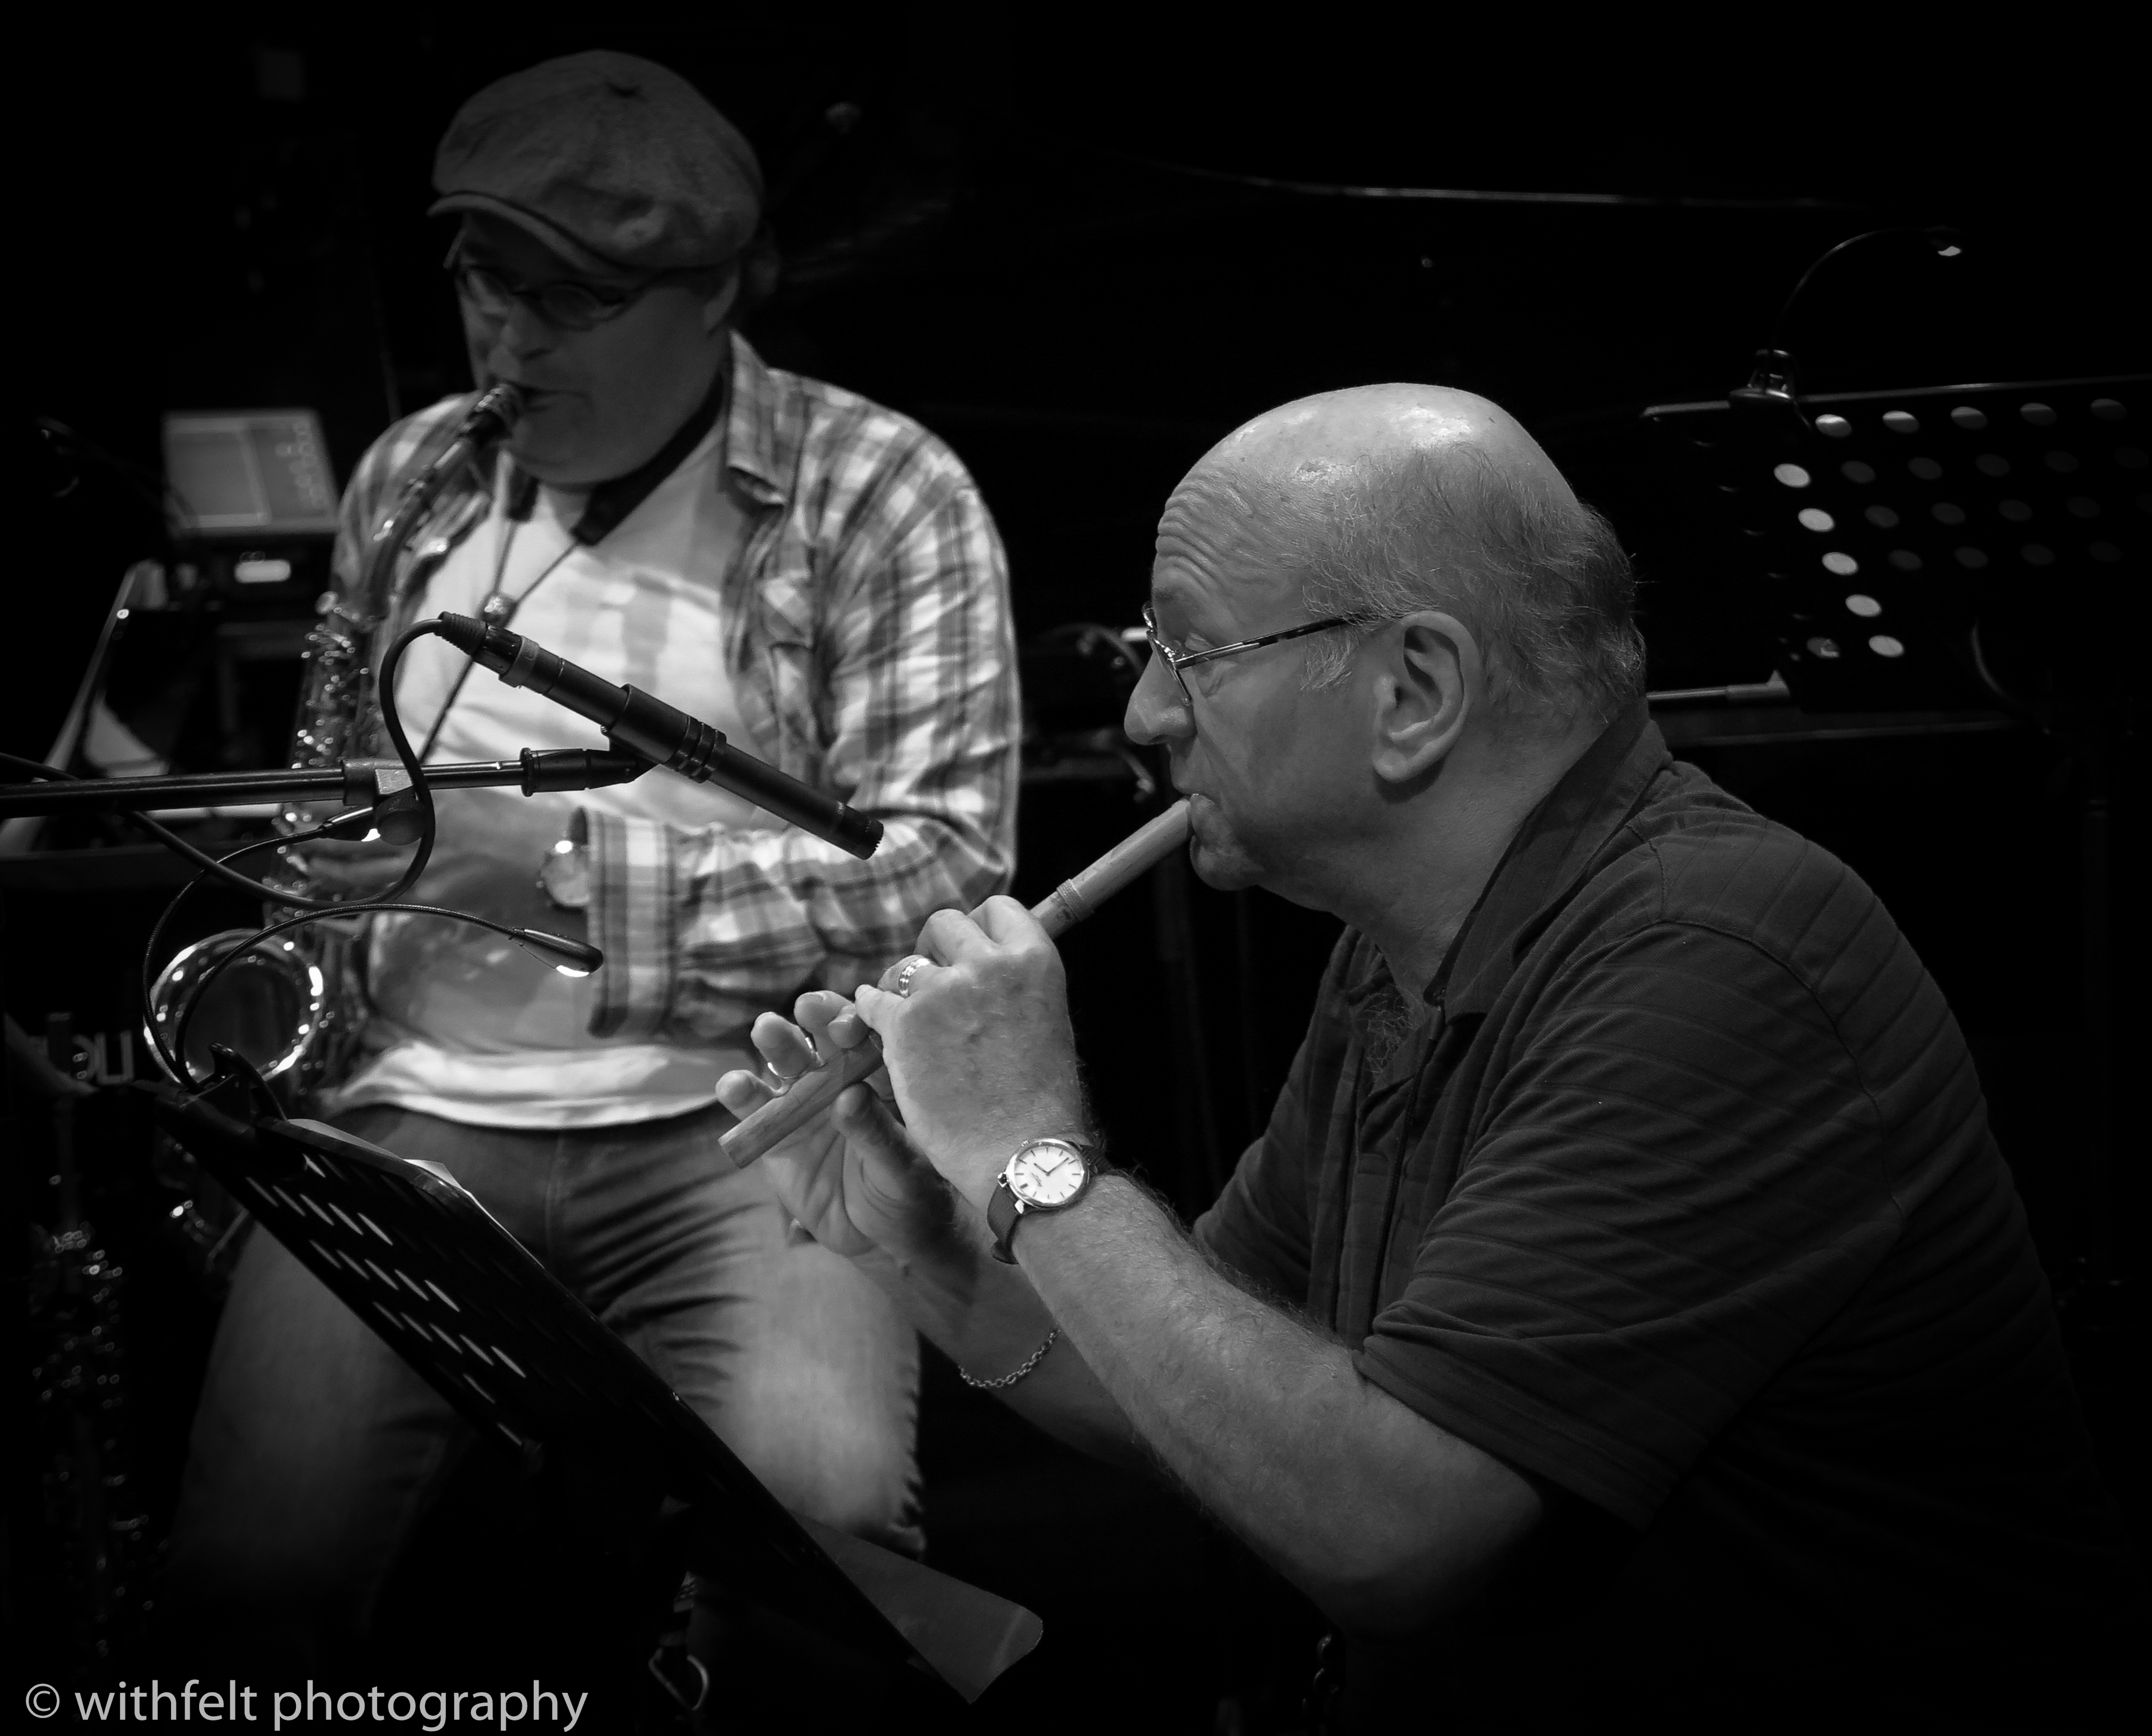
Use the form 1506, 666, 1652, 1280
959, 1325, 1060, 1391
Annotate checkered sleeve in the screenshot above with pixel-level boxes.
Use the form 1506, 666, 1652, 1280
581, 455, 1020, 1040
328, 397, 470, 604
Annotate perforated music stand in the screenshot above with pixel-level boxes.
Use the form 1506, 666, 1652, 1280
1644, 374, 2147, 711
140, 1062, 1041, 1706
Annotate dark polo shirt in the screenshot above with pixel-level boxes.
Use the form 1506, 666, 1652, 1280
1198, 705, 2138, 1721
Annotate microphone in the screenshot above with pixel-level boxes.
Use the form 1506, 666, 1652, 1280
431, 613, 884, 860
515, 927, 604, 976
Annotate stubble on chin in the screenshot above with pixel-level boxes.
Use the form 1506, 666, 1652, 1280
1185, 808, 1265, 893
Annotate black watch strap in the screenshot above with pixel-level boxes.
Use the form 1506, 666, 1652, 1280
987, 1139, 1099, 1264
988, 1176, 1023, 1265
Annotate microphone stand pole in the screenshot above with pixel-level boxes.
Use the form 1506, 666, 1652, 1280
0, 750, 652, 820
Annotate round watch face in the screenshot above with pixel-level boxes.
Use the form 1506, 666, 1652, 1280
1008, 1141, 1087, 1207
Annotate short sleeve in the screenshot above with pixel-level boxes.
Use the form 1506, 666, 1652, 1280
1196, 1122, 1312, 1307
1353, 920, 1900, 1529
1195, 936, 1364, 1305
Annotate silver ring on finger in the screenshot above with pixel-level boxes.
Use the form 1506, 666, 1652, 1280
892, 954, 931, 998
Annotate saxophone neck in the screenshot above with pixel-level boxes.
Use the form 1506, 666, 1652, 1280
369, 383, 527, 555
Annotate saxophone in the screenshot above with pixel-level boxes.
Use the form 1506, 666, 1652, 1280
146, 385, 525, 1102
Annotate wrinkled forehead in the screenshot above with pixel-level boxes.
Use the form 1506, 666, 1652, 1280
1150, 463, 1308, 616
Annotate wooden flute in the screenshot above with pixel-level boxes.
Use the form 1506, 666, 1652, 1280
720, 798, 1193, 1167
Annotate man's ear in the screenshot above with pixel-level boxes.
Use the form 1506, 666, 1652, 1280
1370, 611, 1480, 785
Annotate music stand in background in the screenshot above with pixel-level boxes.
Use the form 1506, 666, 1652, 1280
1645, 373, 2147, 1305
1643, 375, 2145, 712
142, 1057, 1042, 1710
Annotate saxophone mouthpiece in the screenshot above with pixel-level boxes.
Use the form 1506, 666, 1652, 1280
465, 381, 526, 439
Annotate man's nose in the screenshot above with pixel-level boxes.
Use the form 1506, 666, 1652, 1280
1124, 652, 1192, 745
494, 301, 555, 359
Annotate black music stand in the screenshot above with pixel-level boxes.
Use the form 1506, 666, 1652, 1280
140, 1057, 1041, 1707
1644, 375, 2145, 712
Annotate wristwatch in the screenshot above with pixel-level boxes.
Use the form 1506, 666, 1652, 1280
987, 1138, 1099, 1264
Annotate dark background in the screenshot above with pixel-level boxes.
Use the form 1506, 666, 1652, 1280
11, 11, 2146, 1730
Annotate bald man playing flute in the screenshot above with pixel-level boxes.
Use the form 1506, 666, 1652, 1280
716, 386, 2142, 1733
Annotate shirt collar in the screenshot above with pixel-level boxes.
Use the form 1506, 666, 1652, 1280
717, 333, 789, 508
1432, 701, 1669, 1017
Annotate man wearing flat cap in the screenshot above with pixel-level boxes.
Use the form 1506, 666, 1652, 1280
166, 50, 1018, 1674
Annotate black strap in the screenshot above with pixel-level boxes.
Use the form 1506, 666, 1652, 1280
988, 1179, 1022, 1264
567, 374, 727, 546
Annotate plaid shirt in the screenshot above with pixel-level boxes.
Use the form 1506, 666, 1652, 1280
323, 336, 1019, 1042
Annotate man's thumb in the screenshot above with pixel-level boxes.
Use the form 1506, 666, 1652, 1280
832, 1086, 927, 1200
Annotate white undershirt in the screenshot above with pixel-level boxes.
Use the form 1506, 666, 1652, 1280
326, 427, 765, 1129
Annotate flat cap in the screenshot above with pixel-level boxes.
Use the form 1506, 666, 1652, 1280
431, 51, 762, 273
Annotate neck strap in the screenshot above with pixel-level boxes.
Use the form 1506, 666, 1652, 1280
502, 371, 729, 546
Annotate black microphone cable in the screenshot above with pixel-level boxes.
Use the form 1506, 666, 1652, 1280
137, 806, 377, 1087
130, 618, 597, 1090
3, 608, 451, 1093
166, 899, 600, 1091
136, 806, 597, 1090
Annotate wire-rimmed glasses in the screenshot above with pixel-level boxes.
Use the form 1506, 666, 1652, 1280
448, 259, 655, 333
1140, 603, 1362, 705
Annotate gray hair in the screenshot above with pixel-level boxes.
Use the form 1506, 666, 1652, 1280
1287, 443, 1644, 728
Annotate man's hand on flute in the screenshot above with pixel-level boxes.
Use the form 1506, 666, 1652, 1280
713, 992, 934, 1264
849, 897, 1095, 1213
714, 981, 1081, 1392
719, 802, 1191, 1169
715, 920, 1142, 1460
